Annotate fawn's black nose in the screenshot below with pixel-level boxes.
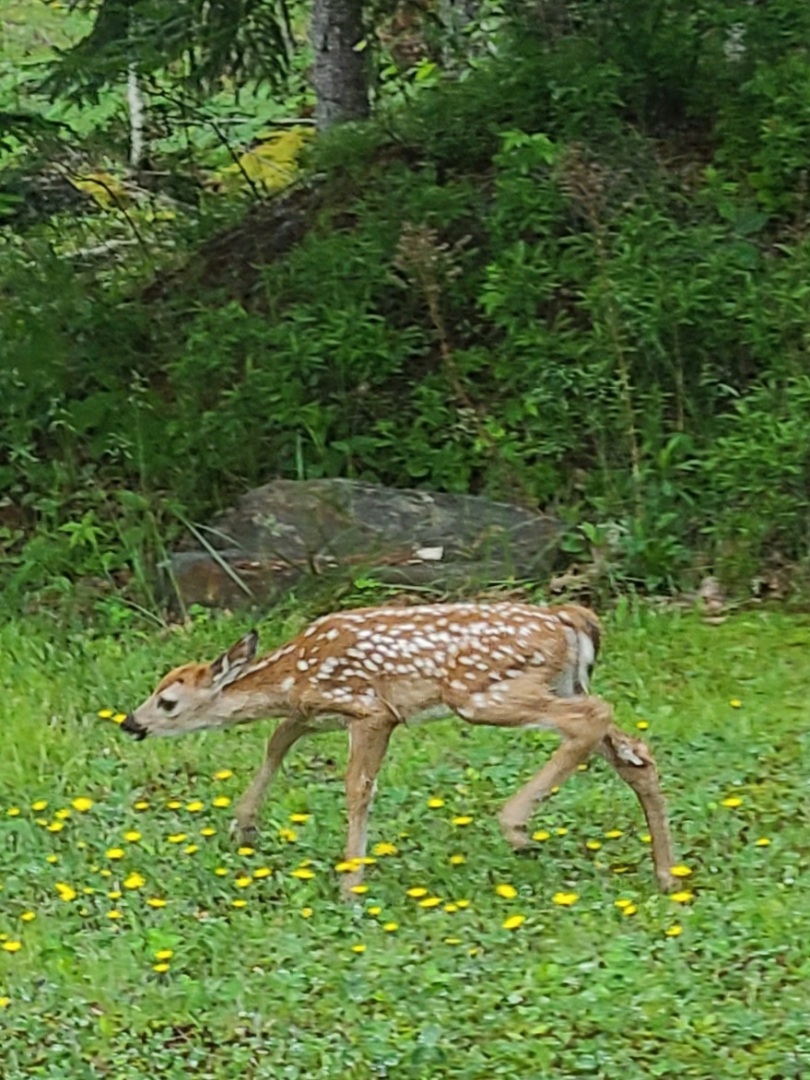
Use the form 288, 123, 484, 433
120, 714, 148, 740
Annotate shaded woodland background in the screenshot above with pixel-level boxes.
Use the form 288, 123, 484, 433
2, 0, 810, 617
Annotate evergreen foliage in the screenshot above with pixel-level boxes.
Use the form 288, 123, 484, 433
2, 0, 810, 605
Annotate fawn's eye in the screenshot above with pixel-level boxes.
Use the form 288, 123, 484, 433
157, 696, 177, 713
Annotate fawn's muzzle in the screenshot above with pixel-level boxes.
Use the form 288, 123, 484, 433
120, 714, 148, 740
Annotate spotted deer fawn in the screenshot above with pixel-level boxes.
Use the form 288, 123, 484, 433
122, 602, 677, 894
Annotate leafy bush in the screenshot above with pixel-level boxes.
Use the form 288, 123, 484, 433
5, 1, 810, 605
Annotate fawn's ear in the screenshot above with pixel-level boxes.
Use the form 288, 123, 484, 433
210, 631, 259, 687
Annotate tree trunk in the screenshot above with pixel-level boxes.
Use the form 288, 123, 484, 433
310, 0, 369, 131
126, 63, 146, 170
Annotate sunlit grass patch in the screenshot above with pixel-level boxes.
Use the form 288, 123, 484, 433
0, 608, 808, 1072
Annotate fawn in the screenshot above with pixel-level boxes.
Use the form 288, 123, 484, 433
122, 602, 676, 894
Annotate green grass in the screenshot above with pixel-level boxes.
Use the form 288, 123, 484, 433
1, 604, 809, 1077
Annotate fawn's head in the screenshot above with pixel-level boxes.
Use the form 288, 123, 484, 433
121, 631, 259, 739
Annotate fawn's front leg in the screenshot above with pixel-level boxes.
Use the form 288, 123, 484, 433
340, 718, 395, 899
233, 717, 311, 845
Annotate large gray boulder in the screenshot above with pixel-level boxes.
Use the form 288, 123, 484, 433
169, 479, 562, 609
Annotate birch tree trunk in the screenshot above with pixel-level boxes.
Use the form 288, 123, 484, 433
310, 0, 369, 131
126, 63, 146, 170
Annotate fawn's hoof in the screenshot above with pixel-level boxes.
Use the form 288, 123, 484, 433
230, 819, 258, 847
658, 871, 679, 894
499, 814, 532, 852
340, 878, 364, 902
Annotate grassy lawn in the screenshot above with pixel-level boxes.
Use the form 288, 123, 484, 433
0, 603, 808, 1077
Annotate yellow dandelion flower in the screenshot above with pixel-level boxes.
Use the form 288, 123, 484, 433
335, 859, 362, 873
670, 865, 693, 878
278, 828, 297, 843
20, 912, 36, 923
455, 899, 471, 909
46, 855, 59, 866
427, 798, 445, 809
444, 903, 458, 913
665, 924, 684, 937
82, 887, 95, 896
106, 847, 125, 860
154, 949, 173, 961
639, 833, 652, 844
184, 845, 199, 855
612, 865, 630, 874
351, 944, 367, 954
755, 837, 771, 847
622, 903, 638, 916
123, 831, 142, 843
106, 910, 123, 920
212, 796, 231, 809
253, 867, 272, 880
134, 800, 150, 811
213, 868, 228, 877
112, 713, 127, 725
98, 709, 114, 719
123, 873, 146, 890
186, 801, 205, 812
555, 827, 568, 836
146, 898, 167, 908
46, 822, 65, 833
406, 887, 428, 898
237, 845, 255, 857
55, 883, 77, 902
54, 808, 71, 821
552, 892, 579, 907
372, 842, 398, 857
167, 834, 187, 844
586, 840, 602, 851
532, 830, 551, 842
108, 891, 122, 900
604, 829, 624, 839
444, 937, 462, 945
551, 786, 560, 795
350, 884, 369, 895
614, 898, 633, 909
166, 800, 182, 810
452, 815, 473, 826
729, 698, 742, 708
290, 868, 315, 880
231, 899, 247, 909
577, 763, 589, 772
2, 941, 22, 953
35, 818, 49, 827
6, 807, 20, 817
200, 827, 216, 837
383, 922, 399, 932
289, 813, 311, 824
636, 720, 650, 731
670, 891, 694, 904
0, 996, 10, 1007
419, 897, 442, 908
153, 962, 171, 974
502, 914, 526, 930
449, 854, 466, 865
234, 876, 252, 889
721, 796, 743, 808
357, 856, 376, 865
301, 907, 313, 918
494, 884, 517, 900
31, 800, 48, 811
368, 906, 382, 916
72, 796, 96, 813
214, 769, 233, 781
